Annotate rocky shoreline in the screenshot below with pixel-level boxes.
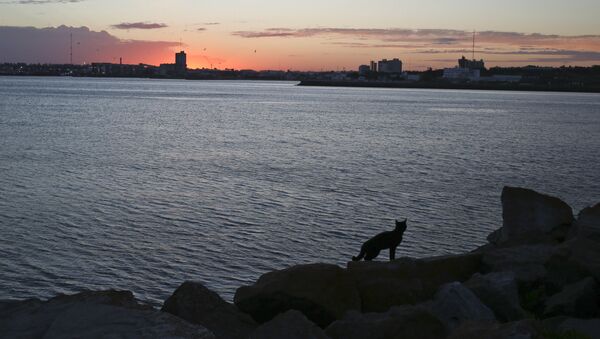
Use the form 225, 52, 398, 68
1, 186, 599, 339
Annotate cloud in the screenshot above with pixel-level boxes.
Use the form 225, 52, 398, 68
111, 22, 167, 30
203, 22, 220, 26
0, 25, 179, 64
197, 28, 207, 32
233, 27, 600, 65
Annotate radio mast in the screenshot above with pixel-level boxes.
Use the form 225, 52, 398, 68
472, 30, 475, 60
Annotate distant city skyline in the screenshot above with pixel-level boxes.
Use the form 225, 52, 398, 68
1, 0, 600, 70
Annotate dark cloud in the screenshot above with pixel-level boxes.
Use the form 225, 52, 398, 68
111, 22, 167, 30
197, 28, 207, 32
204, 22, 220, 26
0, 25, 179, 64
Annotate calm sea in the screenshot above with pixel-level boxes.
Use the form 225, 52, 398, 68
1, 76, 599, 304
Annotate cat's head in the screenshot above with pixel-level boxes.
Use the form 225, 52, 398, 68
395, 219, 408, 232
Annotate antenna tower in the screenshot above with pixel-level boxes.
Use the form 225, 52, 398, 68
472, 30, 475, 60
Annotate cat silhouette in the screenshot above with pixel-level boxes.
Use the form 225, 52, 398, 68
352, 219, 408, 261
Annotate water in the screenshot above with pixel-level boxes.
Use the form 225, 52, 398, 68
1, 76, 599, 305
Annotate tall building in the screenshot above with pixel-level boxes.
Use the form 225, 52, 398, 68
370, 61, 378, 72
175, 51, 187, 73
377, 58, 402, 73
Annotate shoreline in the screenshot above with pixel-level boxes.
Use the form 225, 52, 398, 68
298, 79, 600, 94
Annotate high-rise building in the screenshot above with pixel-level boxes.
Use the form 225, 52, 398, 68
175, 51, 187, 73
370, 61, 378, 72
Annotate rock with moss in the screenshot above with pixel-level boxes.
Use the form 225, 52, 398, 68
544, 277, 599, 318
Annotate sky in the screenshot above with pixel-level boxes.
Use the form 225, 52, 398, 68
1, 0, 599, 70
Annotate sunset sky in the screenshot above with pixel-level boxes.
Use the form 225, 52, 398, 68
1, 0, 599, 70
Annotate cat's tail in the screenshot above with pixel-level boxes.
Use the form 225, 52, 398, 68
352, 250, 365, 261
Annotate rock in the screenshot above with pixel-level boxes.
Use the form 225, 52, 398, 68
544, 277, 599, 318
481, 244, 554, 284
347, 252, 482, 313
325, 305, 445, 339
465, 272, 527, 322
162, 281, 257, 339
575, 203, 600, 236
234, 264, 360, 327
249, 310, 330, 339
0, 290, 214, 339
556, 318, 600, 339
427, 282, 496, 331
491, 187, 574, 245
448, 320, 542, 339
569, 203, 600, 281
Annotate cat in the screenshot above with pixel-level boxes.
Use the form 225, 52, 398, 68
352, 219, 408, 261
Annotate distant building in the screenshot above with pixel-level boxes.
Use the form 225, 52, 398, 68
377, 58, 402, 73
175, 51, 187, 73
358, 64, 371, 75
443, 55, 485, 81
458, 56, 485, 70
443, 67, 480, 81
370, 61, 378, 72
160, 51, 188, 76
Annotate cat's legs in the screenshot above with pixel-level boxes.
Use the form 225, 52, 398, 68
389, 247, 396, 261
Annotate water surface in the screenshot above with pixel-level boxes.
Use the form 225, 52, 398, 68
1, 77, 599, 304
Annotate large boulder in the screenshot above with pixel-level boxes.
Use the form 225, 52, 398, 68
554, 318, 600, 339
325, 305, 445, 339
481, 244, 554, 284
465, 272, 527, 322
249, 310, 330, 339
544, 277, 599, 318
234, 264, 360, 327
448, 319, 542, 339
0, 290, 214, 339
426, 282, 496, 332
347, 253, 482, 312
162, 281, 256, 339
569, 203, 600, 281
489, 187, 574, 245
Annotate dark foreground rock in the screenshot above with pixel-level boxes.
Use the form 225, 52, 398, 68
234, 264, 360, 327
249, 310, 329, 339
448, 319, 542, 339
544, 277, 599, 318
426, 282, 496, 332
162, 281, 256, 339
465, 272, 527, 322
569, 203, 600, 281
325, 305, 445, 339
346, 252, 482, 312
0, 290, 214, 339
